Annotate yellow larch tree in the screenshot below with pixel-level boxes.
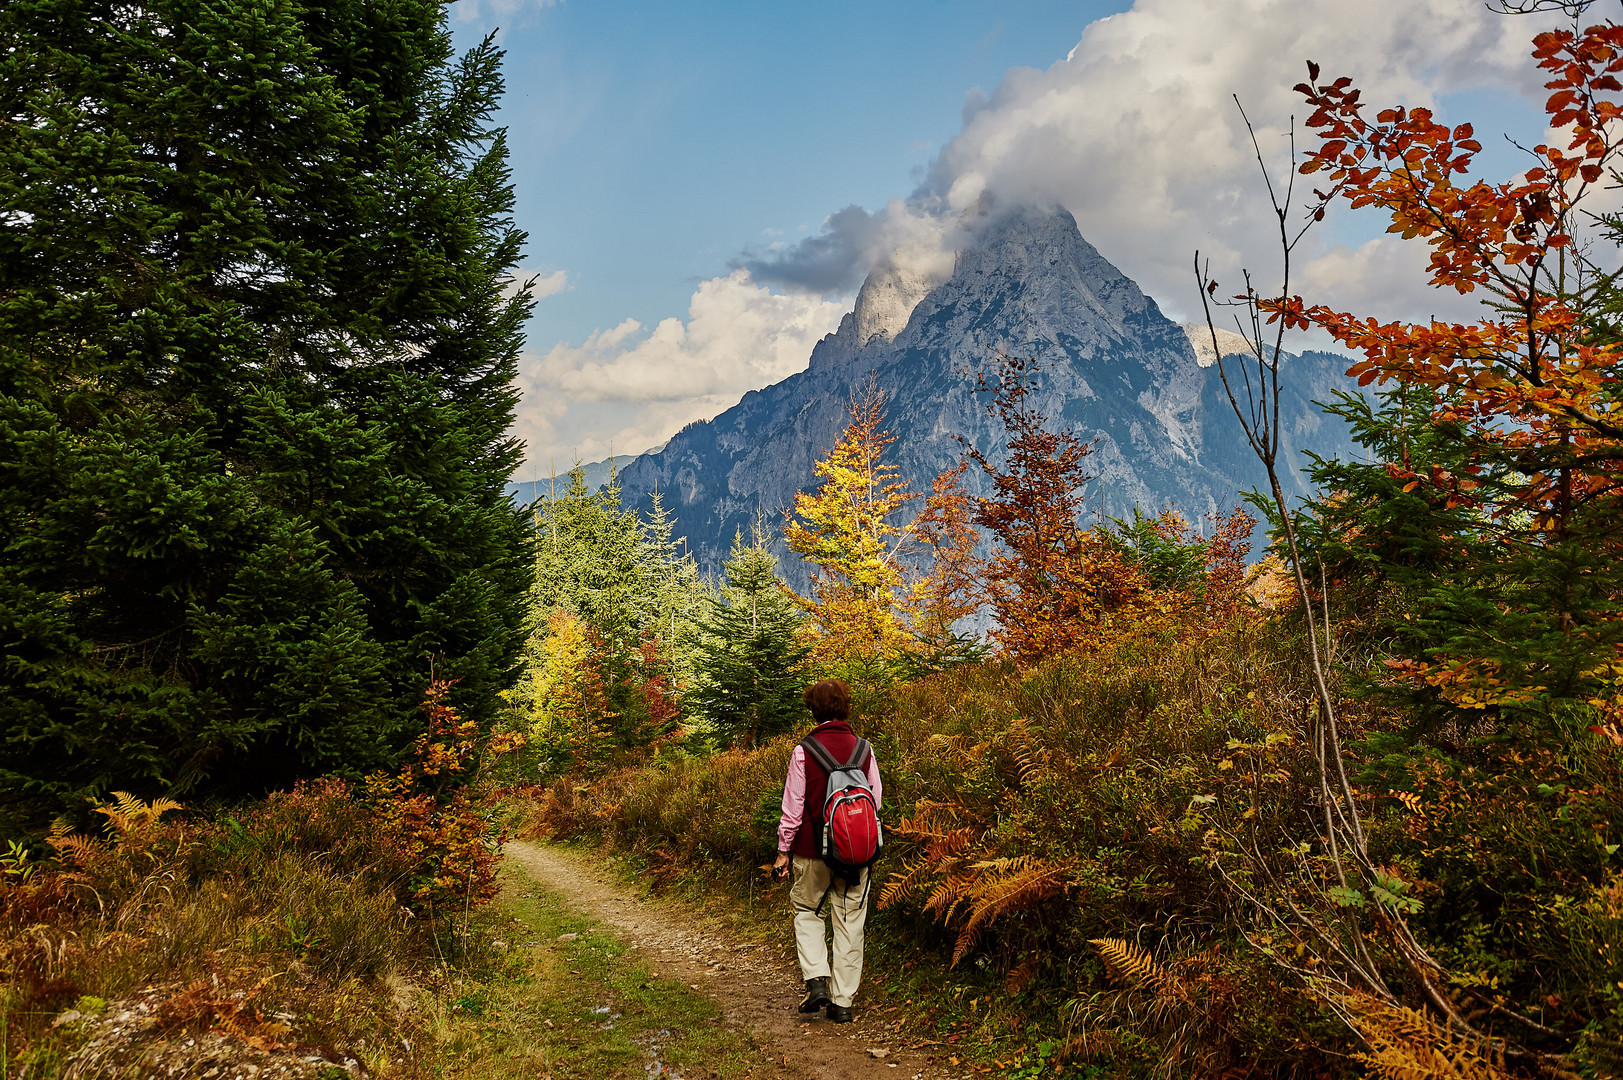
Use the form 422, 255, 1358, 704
784, 381, 918, 680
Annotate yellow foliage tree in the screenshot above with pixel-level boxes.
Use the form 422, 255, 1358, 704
517, 611, 615, 777
784, 381, 917, 680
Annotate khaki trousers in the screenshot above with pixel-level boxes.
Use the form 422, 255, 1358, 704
789, 855, 869, 1008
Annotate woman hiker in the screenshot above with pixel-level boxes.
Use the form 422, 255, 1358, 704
771, 679, 883, 1024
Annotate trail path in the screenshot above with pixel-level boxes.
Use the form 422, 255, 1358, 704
505, 842, 968, 1080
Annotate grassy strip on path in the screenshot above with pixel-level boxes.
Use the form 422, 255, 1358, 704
569, 846, 1077, 1080
424, 862, 772, 1080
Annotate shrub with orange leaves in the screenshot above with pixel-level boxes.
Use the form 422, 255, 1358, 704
362, 679, 522, 915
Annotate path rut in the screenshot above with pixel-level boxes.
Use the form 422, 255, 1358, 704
504, 842, 969, 1080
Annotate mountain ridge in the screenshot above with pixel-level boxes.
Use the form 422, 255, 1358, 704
608, 205, 1362, 588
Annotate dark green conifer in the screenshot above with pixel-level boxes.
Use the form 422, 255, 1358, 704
526, 467, 650, 653
0, 0, 533, 825
692, 529, 808, 748
1295, 383, 1623, 734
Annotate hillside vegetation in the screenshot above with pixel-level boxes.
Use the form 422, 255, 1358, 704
5, 6, 1623, 1080
497, 22, 1623, 1079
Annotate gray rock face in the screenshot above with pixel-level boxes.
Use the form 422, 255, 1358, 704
615, 205, 1361, 588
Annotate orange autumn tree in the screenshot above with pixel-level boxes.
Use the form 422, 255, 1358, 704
961, 354, 1107, 661
963, 354, 1220, 661
784, 381, 918, 679
1188, 16, 1623, 1072
904, 460, 988, 670
1281, 21, 1623, 734
952, 354, 1253, 663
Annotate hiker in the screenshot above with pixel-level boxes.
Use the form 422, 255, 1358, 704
771, 679, 883, 1024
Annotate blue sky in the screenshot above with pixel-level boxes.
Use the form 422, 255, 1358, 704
448, 1, 1569, 470
450, 1, 1132, 347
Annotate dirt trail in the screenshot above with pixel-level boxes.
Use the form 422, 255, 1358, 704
504, 841, 967, 1080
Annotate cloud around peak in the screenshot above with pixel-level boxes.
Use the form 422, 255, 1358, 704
737, 0, 1559, 326
732, 205, 879, 295
514, 270, 847, 465
516, 0, 1568, 471
925, 0, 1557, 322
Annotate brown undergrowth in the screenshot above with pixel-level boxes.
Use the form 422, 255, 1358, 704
518, 621, 1344, 1077
1, 783, 430, 1077
0, 682, 520, 1078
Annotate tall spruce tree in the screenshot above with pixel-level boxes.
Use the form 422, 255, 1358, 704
693, 529, 808, 748
526, 467, 650, 652
0, 0, 534, 826
640, 490, 710, 689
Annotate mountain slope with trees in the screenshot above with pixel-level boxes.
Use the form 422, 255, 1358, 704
615, 205, 1362, 588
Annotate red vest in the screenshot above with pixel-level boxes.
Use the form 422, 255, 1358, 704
792, 720, 865, 858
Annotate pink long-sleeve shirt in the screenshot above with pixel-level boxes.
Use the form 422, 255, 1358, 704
777, 743, 883, 853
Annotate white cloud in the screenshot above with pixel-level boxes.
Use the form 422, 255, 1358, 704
504, 268, 568, 302
513, 270, 847, 465
916, 0, 1560, 325
530, 269, 569, 298
453, 0, 560, 27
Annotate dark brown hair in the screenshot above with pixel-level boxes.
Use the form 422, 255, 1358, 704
803, 679, 851, 722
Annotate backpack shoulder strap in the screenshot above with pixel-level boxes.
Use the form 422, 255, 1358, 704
800, 735, 841, 773
843, 737, 871, 770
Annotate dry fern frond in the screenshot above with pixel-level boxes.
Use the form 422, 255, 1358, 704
880, 856, 941, 907
1009, 723, 1053, 787
94, 792, 183, 837
1091, 937, 1176, 996
46, 832, 105, 867
924, 874, 974, 928
1339, 992, 1511, 1080
926, 733, 989, 768
950, 857, 1070, 964
891, 800, 965, 837
891, 802, 980, 863
1078, 940, 1235, 1080
147, 797, 183, 819
50, 793, 183, 866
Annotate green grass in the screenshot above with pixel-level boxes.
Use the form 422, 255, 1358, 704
425, 865, 765, 1080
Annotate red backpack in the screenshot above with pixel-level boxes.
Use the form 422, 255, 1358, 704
802, 735, 883, 880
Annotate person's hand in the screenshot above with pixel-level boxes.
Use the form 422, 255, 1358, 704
772, 852, 790, 879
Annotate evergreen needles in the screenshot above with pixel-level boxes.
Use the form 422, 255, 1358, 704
0, 0, 534, 825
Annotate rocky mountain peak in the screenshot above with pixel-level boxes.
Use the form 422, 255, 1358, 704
896, 205, 1170, 353
612, 203, 1361, 586
851, 256, 946, 346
